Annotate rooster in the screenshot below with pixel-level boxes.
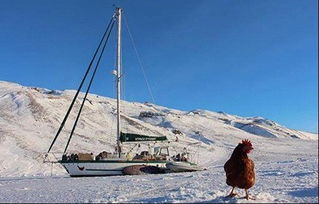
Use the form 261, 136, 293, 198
224, 139, 255, 200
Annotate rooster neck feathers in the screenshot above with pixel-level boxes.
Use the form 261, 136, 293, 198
230, 139, 253, 159
230, 144, 249, 159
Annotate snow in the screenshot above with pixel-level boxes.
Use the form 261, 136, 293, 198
0, 80, 318, 203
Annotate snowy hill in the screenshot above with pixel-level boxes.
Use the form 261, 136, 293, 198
0, 80, 318, 203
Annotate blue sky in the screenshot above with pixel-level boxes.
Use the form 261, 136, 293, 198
0, 0, 317, 133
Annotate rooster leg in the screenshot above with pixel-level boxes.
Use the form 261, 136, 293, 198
227, 187, 237, 197
244, 189, 249, 200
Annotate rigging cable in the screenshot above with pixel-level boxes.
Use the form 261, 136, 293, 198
123, 13, 156, 104
64, 20, 116, 153
47, 14, 116, 153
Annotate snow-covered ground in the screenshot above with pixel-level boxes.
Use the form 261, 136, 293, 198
0, 81, 318, 203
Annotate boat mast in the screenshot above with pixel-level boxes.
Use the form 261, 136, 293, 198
116, 8, 122, 157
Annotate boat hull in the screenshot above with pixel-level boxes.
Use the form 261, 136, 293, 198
59, 160, 167, 176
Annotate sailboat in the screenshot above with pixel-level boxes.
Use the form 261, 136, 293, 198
45, 8, 203, 177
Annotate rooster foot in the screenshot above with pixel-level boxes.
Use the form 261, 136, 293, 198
227, 193, 237, 198
243, 189, 255, 200
240, 195, 255, 200
226, 187, 237, 198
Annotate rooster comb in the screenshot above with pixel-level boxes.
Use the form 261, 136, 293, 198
241, 139, 252, 147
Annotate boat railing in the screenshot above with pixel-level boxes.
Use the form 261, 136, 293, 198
43, 152, 64, 163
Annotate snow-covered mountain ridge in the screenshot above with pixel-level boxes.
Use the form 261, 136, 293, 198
0, 80, 318, 203
0, 80, 317, 177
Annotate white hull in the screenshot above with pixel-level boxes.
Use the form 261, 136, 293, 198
60, 160, 167, 176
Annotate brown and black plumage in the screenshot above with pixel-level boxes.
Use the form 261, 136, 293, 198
224, 139, 255, 200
